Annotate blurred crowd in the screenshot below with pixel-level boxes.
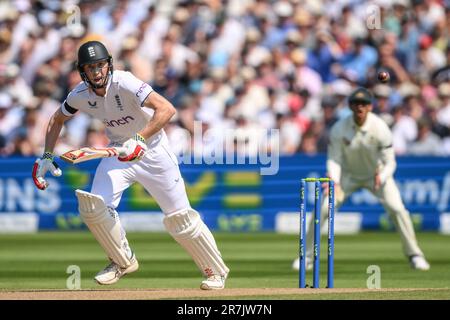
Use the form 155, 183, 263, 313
1, 0, 450, 158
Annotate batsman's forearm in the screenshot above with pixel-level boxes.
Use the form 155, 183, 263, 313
139, 107, 176, 140
44, 114, 65, 153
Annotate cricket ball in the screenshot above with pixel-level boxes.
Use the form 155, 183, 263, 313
378, 71, 390, 83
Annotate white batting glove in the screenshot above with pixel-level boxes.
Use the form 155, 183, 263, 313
118, 133, 148, 162
32, 152, 62, 190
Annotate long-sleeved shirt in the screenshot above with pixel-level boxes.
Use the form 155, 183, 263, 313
327, 112, 396, 184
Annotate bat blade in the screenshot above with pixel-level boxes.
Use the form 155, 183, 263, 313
60, 147, 126, 164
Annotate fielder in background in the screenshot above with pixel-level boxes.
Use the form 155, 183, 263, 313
293, 87, 430, 272
32, 41, 229, 290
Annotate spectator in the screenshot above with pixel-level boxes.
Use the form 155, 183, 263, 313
338, 37, 378, 84
435, 83, 450, 128
308, 29, 342, 83
427, 98, 449, 138
0, 0, 448, 158
291, 48, 323, 98
373, 84, 394, 126
0, 93, 22, 145
118, 35, 152, 83
407, 118, 443, 155
391, 104, 418, 155
432, 44, 450, 85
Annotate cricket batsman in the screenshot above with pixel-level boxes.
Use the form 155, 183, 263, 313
293, 87, 430, 271
32, 41, 229, 289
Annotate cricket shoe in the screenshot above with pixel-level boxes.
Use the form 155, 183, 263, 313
409, 255, 430, 271
200, 273, 228, 290
292, 257, 313, 271
95, 254, 139, 285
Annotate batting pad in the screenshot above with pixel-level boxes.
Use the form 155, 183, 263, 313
76, 190, 133, 268
163, 208, 229, 277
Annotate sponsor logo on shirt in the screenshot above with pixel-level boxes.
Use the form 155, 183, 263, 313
88, 101, 97, 108
135, 83, 149, 98
103, 116, 135, 127
115, 94, 124, 111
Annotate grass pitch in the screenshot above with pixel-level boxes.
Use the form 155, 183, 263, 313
0, 232, 449, 299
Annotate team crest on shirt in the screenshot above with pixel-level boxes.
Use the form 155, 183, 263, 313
115, 94, 124, 111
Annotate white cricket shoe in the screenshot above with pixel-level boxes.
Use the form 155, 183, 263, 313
292, 257, 313, 271
200, 274, 228, 290
410, 255, 430, 271
95, 255, 139, 285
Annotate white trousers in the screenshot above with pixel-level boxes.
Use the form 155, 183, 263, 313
91, 141, 190, 213
306, 176, 424, 258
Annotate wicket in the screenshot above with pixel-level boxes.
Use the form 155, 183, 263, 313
299, 177, 335, 288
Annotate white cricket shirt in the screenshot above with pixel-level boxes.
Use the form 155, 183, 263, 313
61, 70, 162, 146
327, 112, 396, 183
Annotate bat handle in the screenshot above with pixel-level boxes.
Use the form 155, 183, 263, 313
114, 147, 128, 156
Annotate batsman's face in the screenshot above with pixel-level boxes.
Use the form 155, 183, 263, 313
350, 102, 372, 126
83, 60, 109, 86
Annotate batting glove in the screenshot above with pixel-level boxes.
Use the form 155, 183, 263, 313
32, 152, 62, 190
118, 133, 148, 162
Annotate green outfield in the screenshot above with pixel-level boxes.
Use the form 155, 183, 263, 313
0, 232, 449, 299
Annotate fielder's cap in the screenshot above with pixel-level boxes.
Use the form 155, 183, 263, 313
348, 87, 373, 105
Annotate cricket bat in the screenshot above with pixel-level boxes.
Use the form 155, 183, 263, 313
60, 147, 127, 164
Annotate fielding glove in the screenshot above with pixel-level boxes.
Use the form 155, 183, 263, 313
32, 152, 62, 190
118, 133, 148, 162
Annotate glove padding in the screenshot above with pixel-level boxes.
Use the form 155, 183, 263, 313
32, 152, 62, 190
118, 133, 148, 162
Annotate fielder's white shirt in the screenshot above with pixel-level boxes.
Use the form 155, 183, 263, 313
61, 70, 162, 147
327, 112, 396, 183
